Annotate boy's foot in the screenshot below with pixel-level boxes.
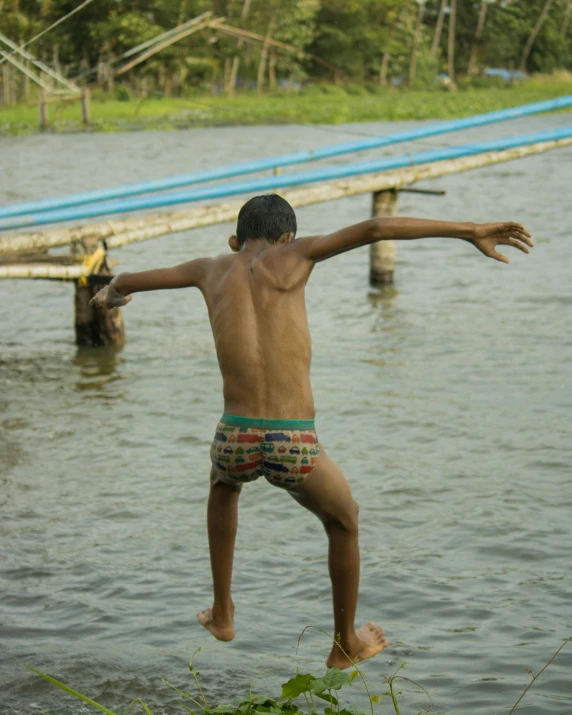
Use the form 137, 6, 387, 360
196, 607, 235, 642
326, 622, 389, 669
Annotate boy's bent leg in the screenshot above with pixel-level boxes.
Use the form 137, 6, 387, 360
197, 468, 241, 642
289, 446, 388, 668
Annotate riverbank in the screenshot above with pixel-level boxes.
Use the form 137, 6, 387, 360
1, 75, 571, 136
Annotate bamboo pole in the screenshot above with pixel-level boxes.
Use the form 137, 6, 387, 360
0, 49, 53, 91
370, 190, 398, 285
3, 137, 571, 256
0, 31, 80, 92
213, 23, 339, 74
114, 18, 224, 77
0, 263, 89, 279
118, 12, 212, 61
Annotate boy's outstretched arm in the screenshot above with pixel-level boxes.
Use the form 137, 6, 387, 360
295, 218, 533, 264
90, 257, 211, 309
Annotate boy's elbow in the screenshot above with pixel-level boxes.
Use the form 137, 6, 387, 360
368, 218, 389, 243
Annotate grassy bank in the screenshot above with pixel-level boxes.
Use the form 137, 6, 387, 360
1, 75, 571, 136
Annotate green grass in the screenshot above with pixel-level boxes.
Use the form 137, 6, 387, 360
1, 74, 571, 136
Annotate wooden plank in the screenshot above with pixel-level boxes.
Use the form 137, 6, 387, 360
2, 137, 571, 256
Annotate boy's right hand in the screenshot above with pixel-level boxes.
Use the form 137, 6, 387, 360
90, 282, 132, 309
471, 222, 533, 264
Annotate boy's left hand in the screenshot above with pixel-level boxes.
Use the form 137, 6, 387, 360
471, 222, 533, 264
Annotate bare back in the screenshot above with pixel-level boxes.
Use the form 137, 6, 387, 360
200, 241, 315, 420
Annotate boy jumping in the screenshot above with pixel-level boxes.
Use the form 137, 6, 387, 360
91, 194, 532, 668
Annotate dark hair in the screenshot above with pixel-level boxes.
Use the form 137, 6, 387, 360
236, 194, 297, 247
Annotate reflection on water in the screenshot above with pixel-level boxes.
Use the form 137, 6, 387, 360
72, 346, 124, 393
1, 116, 572, 714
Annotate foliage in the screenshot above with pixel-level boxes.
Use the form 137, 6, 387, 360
1, 0, 571, 102
17, 637, 572, 715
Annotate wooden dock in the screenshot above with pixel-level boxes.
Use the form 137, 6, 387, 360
1, 134, 571, 346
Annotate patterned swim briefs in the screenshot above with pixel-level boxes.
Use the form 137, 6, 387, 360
211, 413, 320, 489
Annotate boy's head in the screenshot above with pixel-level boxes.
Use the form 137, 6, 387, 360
231, 194, 297, 250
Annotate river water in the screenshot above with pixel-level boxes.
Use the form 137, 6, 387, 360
1, 114, 571, 715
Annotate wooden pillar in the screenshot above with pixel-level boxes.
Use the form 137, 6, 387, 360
81, 89, 91, 127
39, 92, 49, 130
72, 238, 125, 348
370, 189, 398, 286
3, 64, 12, 105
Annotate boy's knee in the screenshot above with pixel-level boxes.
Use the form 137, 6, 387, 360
324, 499, 359, 534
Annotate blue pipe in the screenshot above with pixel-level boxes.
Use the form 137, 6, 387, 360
1, 94, 572, 220
2, 126, 571, 231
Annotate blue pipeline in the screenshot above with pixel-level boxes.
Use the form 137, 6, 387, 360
2, 125, 572, 231
1, 94, 572, 220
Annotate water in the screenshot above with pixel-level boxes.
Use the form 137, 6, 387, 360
1, 115, 572, 715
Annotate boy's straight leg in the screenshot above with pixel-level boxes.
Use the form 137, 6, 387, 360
197, 468, 241, 641
289, 446, 388, 668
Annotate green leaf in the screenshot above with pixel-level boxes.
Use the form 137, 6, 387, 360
370, 695, 382, 704
210, 706, 236, 714
21, 663, 118, 715
311, 668, 352, 694
349, 670, 359, 683
279, 674, 316, 701
254, 707, 283, 715
245, 697, 278, 707
314, 692, 339, 706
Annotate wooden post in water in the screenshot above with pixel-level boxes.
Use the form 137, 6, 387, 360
370, 189, 398, 286
72, 238, 125, 347
81, 89, 91, 127
39, 92, 49, 131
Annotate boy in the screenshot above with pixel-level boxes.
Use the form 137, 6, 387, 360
91, 194, 532, 668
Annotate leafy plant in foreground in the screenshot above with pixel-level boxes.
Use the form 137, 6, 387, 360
18, 635, 572, 715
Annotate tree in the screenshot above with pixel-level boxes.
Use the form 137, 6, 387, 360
430, 0, 447, 59
467, 0, 489, 76
408, 0, 425, 86
519, 0, 556, 73
447, 0, 456, 84
561, 0, 572, 37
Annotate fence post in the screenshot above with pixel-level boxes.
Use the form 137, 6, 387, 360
3, 64, 12, 104
39, 91, 49, 130
72, 238, 125, 347
81, 89, 91, 127
370, 189, 398, 285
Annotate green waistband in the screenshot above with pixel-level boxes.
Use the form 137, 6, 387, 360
221, 412, 316, 431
